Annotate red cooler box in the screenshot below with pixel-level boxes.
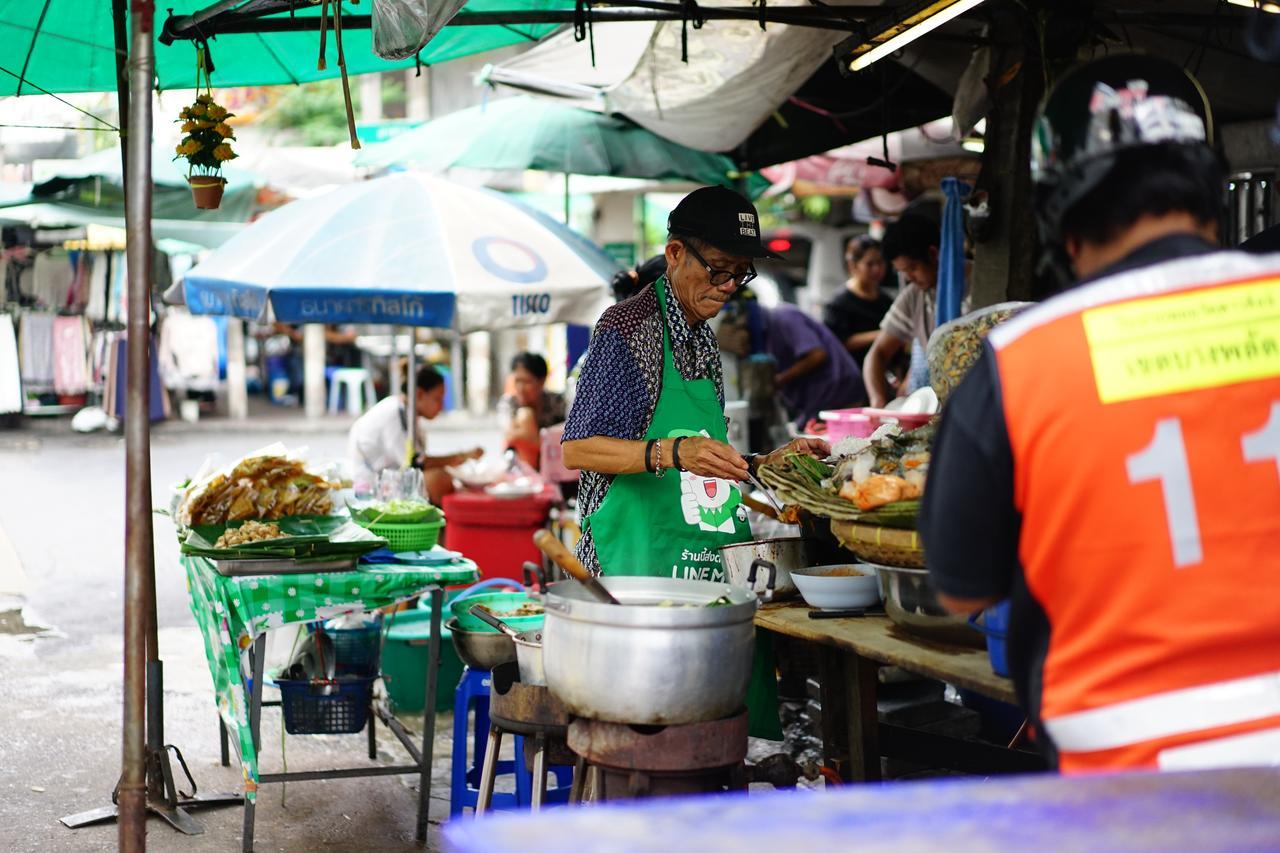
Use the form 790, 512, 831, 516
442, 487, 556, 582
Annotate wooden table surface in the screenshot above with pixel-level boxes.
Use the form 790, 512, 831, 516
755, 600, 1017, 704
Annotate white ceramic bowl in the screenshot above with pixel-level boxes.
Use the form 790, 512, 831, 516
791, 564, 881, 610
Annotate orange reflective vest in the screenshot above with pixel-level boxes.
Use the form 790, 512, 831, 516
989, 250, 1280, 773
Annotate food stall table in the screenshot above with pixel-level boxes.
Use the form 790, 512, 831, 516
182, 555, 478, 851
755, 601, 1040, 782
443, 766, 1280, 852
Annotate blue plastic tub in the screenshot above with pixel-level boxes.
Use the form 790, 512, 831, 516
968, 600, 1011, 677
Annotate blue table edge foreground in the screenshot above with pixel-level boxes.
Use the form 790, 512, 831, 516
444, 766, 1280, 853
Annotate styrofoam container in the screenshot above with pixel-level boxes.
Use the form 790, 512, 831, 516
791, 563, 881, 610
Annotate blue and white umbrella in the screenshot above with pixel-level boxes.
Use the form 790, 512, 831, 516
181, 172, 618, 332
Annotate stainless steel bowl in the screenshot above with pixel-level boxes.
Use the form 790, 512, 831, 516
872, 563, 984, 648
447, 617, 517, 670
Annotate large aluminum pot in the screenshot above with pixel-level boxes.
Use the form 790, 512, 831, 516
718, 537, 809, 599
542, 576, 757, 725
874, 564, 984, 648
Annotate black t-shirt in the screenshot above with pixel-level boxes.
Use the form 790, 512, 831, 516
822, 287, 894, 363
918, 233, 1218, 767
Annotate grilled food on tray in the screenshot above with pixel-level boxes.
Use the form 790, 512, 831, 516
214, 520, 284, 549
178, 453, 337, 526
758, 423, 932, 526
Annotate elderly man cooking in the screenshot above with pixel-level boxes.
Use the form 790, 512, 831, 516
563, 186, 828, 581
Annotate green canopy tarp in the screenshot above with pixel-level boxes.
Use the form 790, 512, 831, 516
356, 95, 768, 194
0, 0, 570, 96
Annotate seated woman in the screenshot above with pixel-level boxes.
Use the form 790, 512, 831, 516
348, 364, 482, 504
500, 352, 567, 470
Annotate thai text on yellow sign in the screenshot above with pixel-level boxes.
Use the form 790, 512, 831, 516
1082, 276, 1280, 403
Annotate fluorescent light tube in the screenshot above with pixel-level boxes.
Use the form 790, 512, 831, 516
1226, 0, 1280, 12
850, 0, 988, 72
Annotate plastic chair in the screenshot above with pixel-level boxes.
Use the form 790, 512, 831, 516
327, 367, 375, 416
450, 668, 522, 816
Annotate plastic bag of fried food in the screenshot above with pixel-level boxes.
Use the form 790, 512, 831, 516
177, 445, 338, 527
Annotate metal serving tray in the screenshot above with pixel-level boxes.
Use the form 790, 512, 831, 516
212, 556, 359, 577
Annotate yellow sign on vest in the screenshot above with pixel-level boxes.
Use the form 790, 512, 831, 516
1082, 277, 1280, 404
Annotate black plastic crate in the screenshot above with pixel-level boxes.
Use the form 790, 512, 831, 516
276, 676, 375, 735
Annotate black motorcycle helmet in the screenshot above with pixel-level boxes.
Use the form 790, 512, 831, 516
1033, 54, 1215, 274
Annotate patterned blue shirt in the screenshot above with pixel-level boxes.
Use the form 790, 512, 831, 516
563, 277, 723, 573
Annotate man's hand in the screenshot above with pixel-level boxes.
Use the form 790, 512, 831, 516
675, 436, 749, 482
762, 437, 831, 467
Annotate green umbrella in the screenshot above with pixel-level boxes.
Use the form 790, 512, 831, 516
0, 0, 568, 96
356, 95, 767, 194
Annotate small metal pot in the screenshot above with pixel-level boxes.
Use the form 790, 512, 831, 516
874, 564, 984, 648
447, 617, 517, 670
719, 537, 808, 599
469, 605, 546, 686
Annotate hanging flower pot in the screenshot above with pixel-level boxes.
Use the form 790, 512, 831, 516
188, 175, 227, 210
173, 52, 239, 212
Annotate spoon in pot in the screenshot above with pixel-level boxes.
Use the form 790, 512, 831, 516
533, 529, 621, 606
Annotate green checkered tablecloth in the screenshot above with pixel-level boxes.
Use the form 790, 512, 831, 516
182, 555, 478, 801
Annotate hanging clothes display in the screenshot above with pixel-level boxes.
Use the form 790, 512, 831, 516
18, 312, 56, 393
31, 250, 74, 309
0, 315, 22, 415
52, 315, 91, 396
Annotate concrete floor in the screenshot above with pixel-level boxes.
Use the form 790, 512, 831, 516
0, 412, 506, 853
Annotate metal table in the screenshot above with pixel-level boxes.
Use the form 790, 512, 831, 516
182, 555, 478, 851
444, 766, 1280, 852
755, 601, 1039, 782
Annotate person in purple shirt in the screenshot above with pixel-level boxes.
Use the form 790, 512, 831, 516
761, 303, 867, 430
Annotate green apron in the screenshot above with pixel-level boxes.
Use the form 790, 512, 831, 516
584, 278, 782, 739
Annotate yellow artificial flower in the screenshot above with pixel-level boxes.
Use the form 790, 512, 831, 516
214, 122, 234, 139
213, 143, 237, 161
206, 104, 227, 120
174, 142, 186, 156
195, 119, 215, 130
179, 107, 192, 120
181, 120, 198, 133
189, 103, 206, 117
196, 93, 213, 104
181, 139, 203, 156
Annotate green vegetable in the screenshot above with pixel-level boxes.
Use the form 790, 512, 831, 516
786, 452, 833, 485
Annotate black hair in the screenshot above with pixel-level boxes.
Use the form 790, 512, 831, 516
845, 234, 883, 264
510, 352, 549, 382
1059, 144, 1225, 247
881, 215, 940, 264
399, 361, 445, 393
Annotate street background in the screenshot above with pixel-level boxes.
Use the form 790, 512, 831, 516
0, 411, 506, 852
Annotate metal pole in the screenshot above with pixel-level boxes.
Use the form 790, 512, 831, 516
120, 1, 156, 849
405, 326, 417, 466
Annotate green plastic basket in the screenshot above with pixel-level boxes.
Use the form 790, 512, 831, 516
353, 518, 444, 553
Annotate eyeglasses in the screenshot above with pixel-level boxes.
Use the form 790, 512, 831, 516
682, 241, 757, 289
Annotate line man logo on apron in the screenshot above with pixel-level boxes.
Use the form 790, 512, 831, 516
674, 428, 749, 533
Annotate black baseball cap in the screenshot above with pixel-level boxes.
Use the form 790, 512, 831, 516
667, 186, 783, 260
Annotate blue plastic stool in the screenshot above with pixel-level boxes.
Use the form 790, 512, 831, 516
450, 668, 521, 815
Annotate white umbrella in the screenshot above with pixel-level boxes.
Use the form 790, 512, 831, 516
180, 171, 618, 333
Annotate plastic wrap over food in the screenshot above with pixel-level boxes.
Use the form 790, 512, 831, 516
372, 0, 469, 60
927, 302, 1033, 404
176, 444, 340, 527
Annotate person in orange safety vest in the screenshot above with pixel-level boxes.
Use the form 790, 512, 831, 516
920, 54, 1280, 774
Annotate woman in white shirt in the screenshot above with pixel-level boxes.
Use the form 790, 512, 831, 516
347, 364, 482, 504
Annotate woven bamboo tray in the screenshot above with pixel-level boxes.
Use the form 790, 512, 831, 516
830, 520, 926, 569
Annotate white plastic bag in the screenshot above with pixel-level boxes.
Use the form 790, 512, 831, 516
372, 0, 469, 60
